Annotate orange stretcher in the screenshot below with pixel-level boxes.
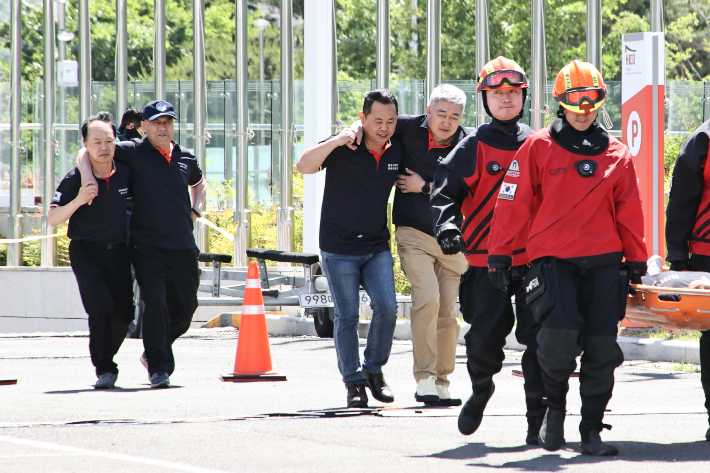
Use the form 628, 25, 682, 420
626, 284, 710, 331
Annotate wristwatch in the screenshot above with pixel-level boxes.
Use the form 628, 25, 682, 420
191, 208, 201, 218
421, 183, 431, 194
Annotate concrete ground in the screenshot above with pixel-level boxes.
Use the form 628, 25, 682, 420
0, 329, 709, 472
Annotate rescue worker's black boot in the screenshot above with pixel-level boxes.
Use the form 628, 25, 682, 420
580, 418, 618, 456
523, 383, 546, 445
458, 379, 495, 435
538, 407, 565, 451
524, 395, 546, 445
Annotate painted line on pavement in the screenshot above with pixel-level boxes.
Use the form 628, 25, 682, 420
0, 434, 228, 473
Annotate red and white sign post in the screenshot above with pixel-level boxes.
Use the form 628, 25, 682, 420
621, 32, 665, 258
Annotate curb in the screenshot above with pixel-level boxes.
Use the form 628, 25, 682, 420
212, 314, 701, 365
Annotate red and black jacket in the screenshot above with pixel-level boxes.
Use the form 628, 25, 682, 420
488, 119, 647, 267
666, 120, 710, 261
431, 121, 533, 267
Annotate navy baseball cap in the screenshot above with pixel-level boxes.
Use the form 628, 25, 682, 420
143, 100, 177, 121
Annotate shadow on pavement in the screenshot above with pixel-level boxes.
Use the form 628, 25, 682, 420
428, 440, 710, 470
621, 371, 686, 381
45, 386, 183, 394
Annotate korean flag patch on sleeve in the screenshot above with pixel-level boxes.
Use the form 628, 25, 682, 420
498, 182, 517, 201
52, 192, 62, 204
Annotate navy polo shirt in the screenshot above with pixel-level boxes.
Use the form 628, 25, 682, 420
319, 136, 403, 255
114, 139, 203, 250
392, 114, 467, 236
51, 161, 130, 244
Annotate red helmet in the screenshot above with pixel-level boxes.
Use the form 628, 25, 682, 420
477, 57, 528, 94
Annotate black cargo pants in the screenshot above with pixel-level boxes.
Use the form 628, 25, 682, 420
460, 265, 545, 419
528, 258, 625, 428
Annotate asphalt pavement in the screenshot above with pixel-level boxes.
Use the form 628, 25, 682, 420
0, 328, 709, 472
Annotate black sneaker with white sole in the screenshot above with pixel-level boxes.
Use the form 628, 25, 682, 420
150, 372, 170, 388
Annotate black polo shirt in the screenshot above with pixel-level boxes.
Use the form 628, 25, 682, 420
391, 114, 467, 236
51, 161, 130, 244
114, 139, 203, 250
319, 136, 403, 255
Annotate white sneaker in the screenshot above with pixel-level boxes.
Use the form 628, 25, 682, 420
415, 376, 439, 404
436, 384, 452, 400
436, 384, 462, 407
94, 372, 117, 389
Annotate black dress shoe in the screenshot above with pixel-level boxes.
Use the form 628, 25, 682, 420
347, 384, 368, 408
363, 370, 394, 403
458, 381, 495, 435
538, 408, 565, 451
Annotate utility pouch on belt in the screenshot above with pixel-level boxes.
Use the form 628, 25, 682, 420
523, 261, 554, 323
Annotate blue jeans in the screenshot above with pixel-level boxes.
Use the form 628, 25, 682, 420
320, 250, 398, 387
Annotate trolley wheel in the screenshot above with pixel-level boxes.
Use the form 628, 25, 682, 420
313, 307, 334, 338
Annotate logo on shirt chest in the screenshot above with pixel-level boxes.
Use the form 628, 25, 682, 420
387, 163, 399, 171
179, 162, 188, 170
118, 188, 128, 195
506, 160, 520, 178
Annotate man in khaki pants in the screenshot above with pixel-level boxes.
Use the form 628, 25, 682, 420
387, 85, 469, 405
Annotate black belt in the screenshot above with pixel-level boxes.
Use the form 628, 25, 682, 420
75, 240, 124, 250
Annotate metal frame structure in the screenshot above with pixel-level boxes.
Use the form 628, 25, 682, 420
277, 0, 295, 253
234, 0, 252, 267
376, 0, 390, 90
116, 0, 128, 122
79, 0, 91, 123
425, 0, 441, 102
530, 0, 547, 130
586, 0, 602, 70
154, 0, 167, 101
8, 0, 23, 266
193, 0, 208, 253
475, 0, 490, 126
5, 0, 669, 266
41, 0, 56, 266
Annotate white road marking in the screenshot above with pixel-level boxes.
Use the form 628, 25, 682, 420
0, 435, 228, 473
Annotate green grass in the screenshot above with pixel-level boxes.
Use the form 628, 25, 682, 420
673, 361, 701, 373
619, 327, 702, 342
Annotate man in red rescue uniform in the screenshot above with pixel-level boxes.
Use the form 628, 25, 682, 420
431, 57, 545, 443
665, 119, 710, 441
487, 60, 647, 455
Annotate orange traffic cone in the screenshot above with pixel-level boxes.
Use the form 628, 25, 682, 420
220, 261, 287, 382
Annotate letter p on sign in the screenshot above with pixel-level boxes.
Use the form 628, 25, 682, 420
626, 111, 642, 156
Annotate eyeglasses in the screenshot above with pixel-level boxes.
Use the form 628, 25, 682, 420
556, 87, 607, 111
478, 70, 527, 90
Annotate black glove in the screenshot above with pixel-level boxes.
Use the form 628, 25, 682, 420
627, 261, 646, 284
438, 230, 464, 255
669, 260, 689, 271
487, 255, 513, 292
